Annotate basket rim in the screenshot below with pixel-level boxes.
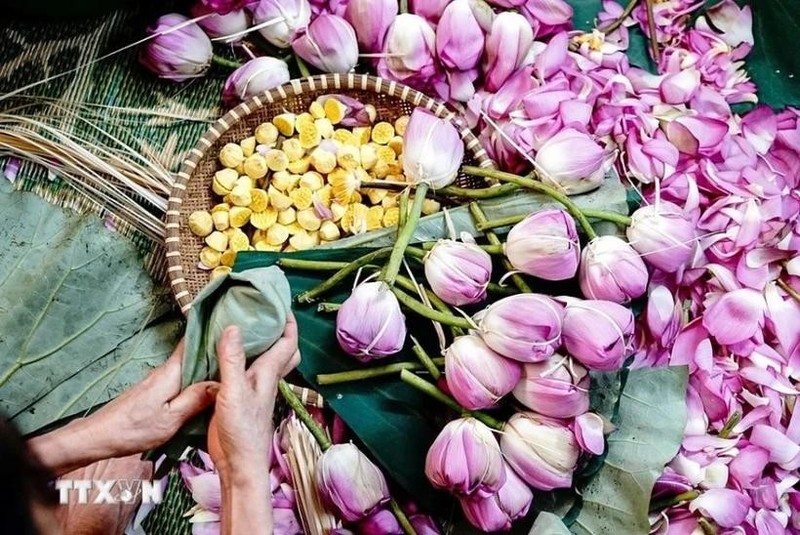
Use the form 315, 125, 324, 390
165, 73, 496, 315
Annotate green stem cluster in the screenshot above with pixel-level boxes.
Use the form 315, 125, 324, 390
399, 370, 505, 431
382, 183, 429, 287
317, 358, 445, 385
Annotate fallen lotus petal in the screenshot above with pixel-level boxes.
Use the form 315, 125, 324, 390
702, 288, 766, 346
459, 463, 532, 532
574, 412, 605, 455
690, 488, 751, 528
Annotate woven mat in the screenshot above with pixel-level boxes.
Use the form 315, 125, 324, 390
1, 9, 229, 533
0, 6, 226, 282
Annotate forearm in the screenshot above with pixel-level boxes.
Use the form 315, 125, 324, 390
220, 473, 273, 535
27, 418, 114, 477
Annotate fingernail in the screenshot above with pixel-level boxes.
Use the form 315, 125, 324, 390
206, 384, 220, 397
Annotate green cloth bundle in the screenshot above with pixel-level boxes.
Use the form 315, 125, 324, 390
181, 266, 292, 388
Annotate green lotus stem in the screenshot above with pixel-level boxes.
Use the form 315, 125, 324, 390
698, 518, 717, 535
317, 302, 341, 313
278, 258, 355, 271
468, 202, 532, 293
411, 337, 441, 380
439, 182, 519, 199
391, 286, 473, 329
487, 282, 516, 296
317, 359, 445, 384
295, 55, 312, 77
419, 242, 504, 255
295, 247, 393, 303
211, 54, 241, 69
404, 246, 428, 259
390, 499, 417, 535
382, 182, 429, 287
399, 188, 410, 229
463, 166, 599, 240
478, 208, 631, 231
394, 275, 465, 338
599, 0, 638, 34
399, 0, 409, 14
582, 208, 632, 227
278, 379, 332, 450
649, 490, 700, 513
400, 370, 504, 431
644, 0, 661, 64
718, 411, 741, 439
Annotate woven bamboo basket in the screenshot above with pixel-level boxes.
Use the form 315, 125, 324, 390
165, 73, 495, 314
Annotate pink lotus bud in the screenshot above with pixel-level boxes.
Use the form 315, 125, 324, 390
190, 3, 249, 40
139, 14, 213, 82
445, 335, 522, 410
579, 236, 649, 303
660, 69, 701, 104
478, 294, 563, 362
316, 443, 390, 522
425, 240, 491, 306
410, 0, 450, 23
358, 507, 402, 534
222, 57, 290, 105
459, 463, 533, 532
500, 412, 579, 490
512, 354, 589, 418
198, 0, 249, 15
336, 281, 406, 361
344, 0, 397, 52
627, 202, 696, 273
314, 94, 377, 127
484, 12, 534, 92
292, 14, 358, 73
425, 417, 505, 496
561, 298, 634, 371
535, 128, 608, 194
378, 14, 438, 85
250, 0, 311, 48
504, 208, 580, 280
403, 108, 464, 188
436, 0, 485, 72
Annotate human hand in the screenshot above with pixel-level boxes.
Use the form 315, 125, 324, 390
207, 314, 300, 484
30, 340, 218, 475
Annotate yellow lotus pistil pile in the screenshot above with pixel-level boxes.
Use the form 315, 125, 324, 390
188, 97, 441, 279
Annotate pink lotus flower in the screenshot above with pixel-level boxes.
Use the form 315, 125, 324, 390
378, 14, 438, 89
579, 236, 649, 303
512, 354, 590, 418
336, 281, 406, 361
627, 202, 696, 273
458, 463, 533, 532
358, 507, 402, 535
316, 443, 391, 522
535, 128, 609, 194
425, 240, 492, 306
561, 298, 634, 371
436, 0, 485, 72
222, 57, 290, 105
139, 14, 213, 82
483, 12, 534, 92
250, 0, 311, 48
478, 294, 564, 362
402, 108, 463, 188
504, 208, 581, 281
344, 0, 397, 53
444, 335, 522, 410
190, 2, 249, 40
292, 14, 358, 73
425, 418, 505, 496
500, 412, 579, 490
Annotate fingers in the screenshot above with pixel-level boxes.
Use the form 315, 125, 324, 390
247, 319, 301, 397
168, 381, 219, 421
217, 326, 247, 390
